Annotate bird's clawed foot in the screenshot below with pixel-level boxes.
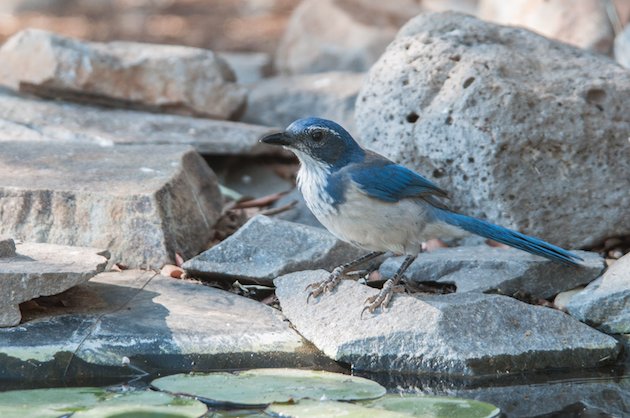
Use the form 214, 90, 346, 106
361, 254, 417, 318
305, 251, 385, 304
361, 279, 406, 318
305, 266, 345, 303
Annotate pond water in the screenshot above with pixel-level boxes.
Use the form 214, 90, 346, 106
1, 360, 627, 417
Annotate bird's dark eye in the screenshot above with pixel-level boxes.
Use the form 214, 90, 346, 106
311, 130, 323, 141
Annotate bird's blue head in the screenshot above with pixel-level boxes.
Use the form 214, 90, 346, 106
260, 117, 364, 168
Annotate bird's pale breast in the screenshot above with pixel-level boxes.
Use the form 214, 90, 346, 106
302, 174, 461, 255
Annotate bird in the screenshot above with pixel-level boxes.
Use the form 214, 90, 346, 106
260, 117, 583, 315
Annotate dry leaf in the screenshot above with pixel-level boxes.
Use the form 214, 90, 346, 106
161, 264, 184, 278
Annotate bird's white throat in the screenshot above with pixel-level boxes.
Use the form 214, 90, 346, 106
294, 150, 337, 217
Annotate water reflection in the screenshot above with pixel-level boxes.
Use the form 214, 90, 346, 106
356, 365, 630, 418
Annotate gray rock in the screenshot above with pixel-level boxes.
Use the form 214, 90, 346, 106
479, 0, 616, 54
219, 51, 273, 84
355, 12, 630, 248
567, 253, 630, 334
615, 25, 630, 69
183, 215, 365, 285
0, 237, 16, 258
0, 29, 247, 119
0, 242, 108, 327
0, 270, 327, 380
242, 72, 364, 137
276, 0, 423, 74
0, 90, 285, 157
275, 270, 621, 375
380, 246, 604, 299
0, 142, 222, 268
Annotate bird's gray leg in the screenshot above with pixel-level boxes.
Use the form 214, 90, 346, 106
306, 251, 384, 302
362, 254, 417, 316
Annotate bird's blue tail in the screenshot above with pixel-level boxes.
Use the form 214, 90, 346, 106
434, 209, 583, 266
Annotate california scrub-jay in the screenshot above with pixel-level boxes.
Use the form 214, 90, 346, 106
261, 117, 583, 314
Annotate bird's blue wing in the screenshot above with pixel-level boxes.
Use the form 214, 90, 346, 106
349, 161, 448, 203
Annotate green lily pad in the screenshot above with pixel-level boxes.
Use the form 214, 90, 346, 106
0, 387, 206, 418
267, 399, 413, 418
151, 369, 386, 406
364, 394, 501, 418
72, 404, 198, 418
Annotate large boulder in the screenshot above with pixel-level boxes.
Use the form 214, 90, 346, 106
276, 0, 423, 74
478, 0, 622, 54
242, 72, 364, 136
0, 29, 247, 119
355, 12, 630, 248
0, 142, 222, 268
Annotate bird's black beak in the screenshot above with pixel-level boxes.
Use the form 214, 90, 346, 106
260, 132, 291, 146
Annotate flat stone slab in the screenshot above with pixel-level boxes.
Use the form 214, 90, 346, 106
275, 270, 621, 376
0, 90, 285, 157
568, 253, 630, 334
0, 29, 247, 119
380, 246, 604, 299
0, 242, 108, 327
0, 141, 222, 268
0, 270, 326, 381
183, 215, 365, 285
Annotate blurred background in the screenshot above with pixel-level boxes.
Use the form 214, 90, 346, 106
2, 0, 628, 74
0, 0, 299, 53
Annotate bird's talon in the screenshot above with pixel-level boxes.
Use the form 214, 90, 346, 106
306, 283, 325, 303
360, 305, 371, 319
